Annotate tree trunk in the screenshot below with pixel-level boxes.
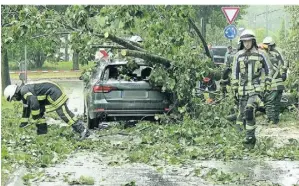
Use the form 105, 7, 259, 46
40, 52, 46, 67
121, 49, 172, 68
188, 18, 211, 59
64, 34, 69, 61
91, 45, 126, 49
34, 51, 46, 68
36, 51, 42, 68
1, 47, 11, 93
99, 33, 146, 52
72, 51, 79, 70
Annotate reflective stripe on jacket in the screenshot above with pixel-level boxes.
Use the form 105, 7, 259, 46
231, 48, 273, 96
20, 81, 68, 119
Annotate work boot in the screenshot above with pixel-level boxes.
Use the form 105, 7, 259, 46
243, 136, 256, 149
243, 129, 256, 149
269, 119, 279, 125
234, 124, 244, 132
36, 123, 48, 135
72, 120, 90, 140
226, 114, 237, 122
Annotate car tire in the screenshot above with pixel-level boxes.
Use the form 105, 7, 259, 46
83, 105, 87, 122
87, 110, 99, 129
87, 116, 99, 129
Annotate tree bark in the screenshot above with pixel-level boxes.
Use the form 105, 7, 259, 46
1, 47, 11, 93
72, 51, 79, 70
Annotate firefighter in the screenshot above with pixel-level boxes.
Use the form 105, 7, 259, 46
231, 29, 273, 149
220, 46, 236, 96
224, 46, 234, 67
3, 81, 90, 140
262, 36, 288, 124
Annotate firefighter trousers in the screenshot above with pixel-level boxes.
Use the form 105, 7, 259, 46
236, 94, 264, 137
264, 90, 283, 124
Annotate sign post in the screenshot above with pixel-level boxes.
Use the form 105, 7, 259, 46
224, 25, 238, 40
222, 7, 240, 47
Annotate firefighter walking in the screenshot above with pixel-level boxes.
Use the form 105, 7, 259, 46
4, 80, 90, 140
261, 37, 288, 124
231, 29, 273, 149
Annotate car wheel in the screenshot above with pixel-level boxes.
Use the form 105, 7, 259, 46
87, 117, 98, 129
87, 110, 99, 129
83, 103, 87, 122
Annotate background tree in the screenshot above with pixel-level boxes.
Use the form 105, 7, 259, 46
1, 5, 65, 91
195, 5, 248, 46
284, 6, 299, 91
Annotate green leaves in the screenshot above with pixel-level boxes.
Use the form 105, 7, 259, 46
4, 37, 14, 44
1, 97, 80, 184
98, 16, 106, 27
68, 175, 95, 185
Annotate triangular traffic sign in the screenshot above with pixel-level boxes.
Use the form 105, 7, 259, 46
221, 7, 240, 24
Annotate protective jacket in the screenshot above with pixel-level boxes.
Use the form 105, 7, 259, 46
19, 81, 68, 123
231, 48, 273, 96
267, 48, 288, 90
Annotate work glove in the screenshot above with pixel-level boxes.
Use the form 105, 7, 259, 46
72, 120, 91, 140
281, 73, 287, 81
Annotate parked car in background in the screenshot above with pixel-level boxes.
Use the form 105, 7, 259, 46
82, 60, 172, 129
210, 46, 227, 65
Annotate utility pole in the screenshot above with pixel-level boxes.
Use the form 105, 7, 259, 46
265, 5, 269, 36
255, 7, 281, 37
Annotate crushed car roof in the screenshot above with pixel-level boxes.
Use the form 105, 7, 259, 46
103, 59, 147, 66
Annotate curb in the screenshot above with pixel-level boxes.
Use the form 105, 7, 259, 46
9, 70, 81, 74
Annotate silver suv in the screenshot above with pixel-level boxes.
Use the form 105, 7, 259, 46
83, 60, 171, 129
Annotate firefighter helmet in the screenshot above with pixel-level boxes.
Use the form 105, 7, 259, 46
4, 84, 18, 102
263, 36, 275, 45
240, 29, 256, 41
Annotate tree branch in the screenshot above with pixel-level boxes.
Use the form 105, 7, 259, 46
188, 18, 212, 59
31, 31, 72, 39
90, 45, 126, 49
121, 49, 172, 68
104, 33, 146, 52
127, 40, 144, 48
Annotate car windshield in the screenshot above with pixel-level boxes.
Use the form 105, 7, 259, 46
102, 64, 152, 81
212, 48, 227, 56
